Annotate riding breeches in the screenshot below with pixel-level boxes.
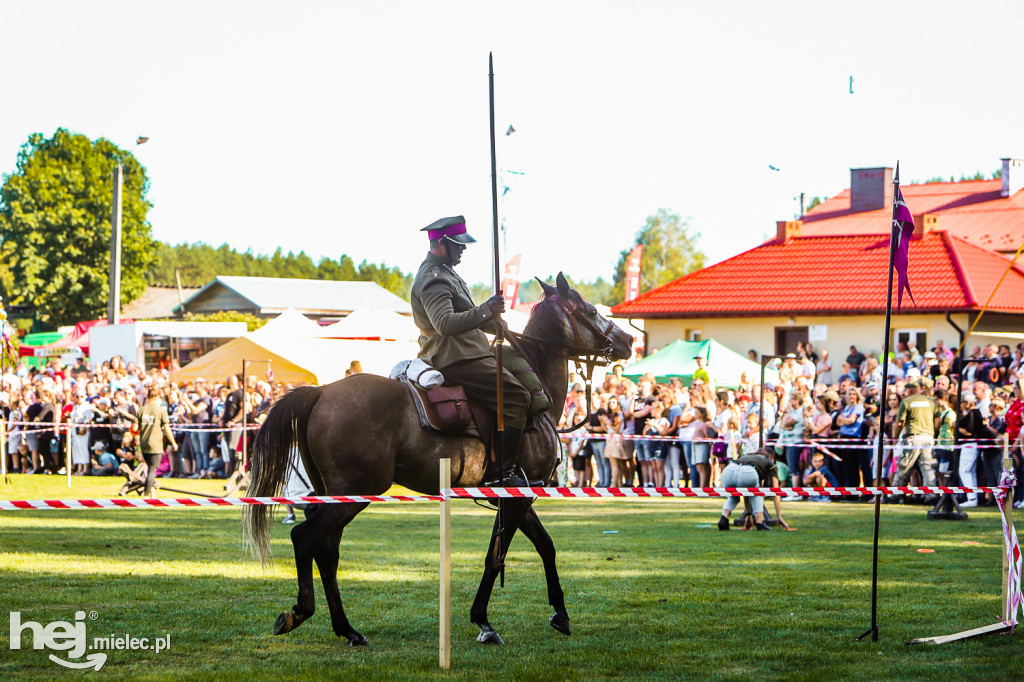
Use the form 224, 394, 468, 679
440, 354, 530, 430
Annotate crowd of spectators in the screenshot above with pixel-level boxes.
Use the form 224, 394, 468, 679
1, 355, 285, 495
559, 340, 1024, 510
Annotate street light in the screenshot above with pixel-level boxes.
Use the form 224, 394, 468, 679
109, 136, 148, 324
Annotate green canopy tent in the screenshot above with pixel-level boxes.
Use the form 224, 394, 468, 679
621, 338, 778, 389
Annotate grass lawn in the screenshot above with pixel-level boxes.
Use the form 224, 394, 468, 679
0, 474, 1021, 680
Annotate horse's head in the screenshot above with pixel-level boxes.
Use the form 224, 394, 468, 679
528, 272, 634, 362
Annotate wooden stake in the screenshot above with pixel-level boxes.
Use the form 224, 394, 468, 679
65, 424, 72, 488
1002, 434, 1012, 624
439, 458, 451, 670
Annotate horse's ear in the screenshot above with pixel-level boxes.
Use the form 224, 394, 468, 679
556, 272, 571, 298
535, 276, 557, 298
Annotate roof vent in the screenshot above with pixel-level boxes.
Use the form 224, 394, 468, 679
1001, 158, 1024, 197
850, 167, 893, 212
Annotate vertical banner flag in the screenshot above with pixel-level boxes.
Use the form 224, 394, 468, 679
500, 254, 522, 307
893, 187, 916, 313
624, 245, 643, 302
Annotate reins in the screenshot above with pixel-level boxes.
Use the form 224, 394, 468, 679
502, 295, 616, 434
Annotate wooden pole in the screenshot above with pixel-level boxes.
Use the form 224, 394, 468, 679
65, 424, 71, 488
1, 417, 7, 478
439, 457, 451, 670
1002, 434, 1013, 624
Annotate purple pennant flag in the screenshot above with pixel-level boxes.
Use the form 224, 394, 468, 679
893, 186, 916, 313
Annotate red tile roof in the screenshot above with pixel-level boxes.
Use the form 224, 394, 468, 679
611, 232, 1024, 318
799, 179, 1024, 252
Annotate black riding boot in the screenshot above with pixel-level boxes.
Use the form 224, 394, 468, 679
484, 426, 528, 487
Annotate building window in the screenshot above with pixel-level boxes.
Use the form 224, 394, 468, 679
895, 329, 927, 356
685, 328, 703, 341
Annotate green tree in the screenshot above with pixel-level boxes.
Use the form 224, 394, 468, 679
0, 129, 155, 326
610, 209, 706, 304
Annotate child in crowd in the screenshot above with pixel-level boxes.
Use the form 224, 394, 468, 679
802, 451, 838, 501
691, 406, 711, 487
89, 441, 120, 476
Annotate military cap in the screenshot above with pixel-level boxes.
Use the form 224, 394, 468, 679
421, 215, 476, 244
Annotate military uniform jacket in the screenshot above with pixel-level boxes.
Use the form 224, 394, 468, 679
411, 252, 497, 369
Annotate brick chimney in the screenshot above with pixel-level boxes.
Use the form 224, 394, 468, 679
850, 167, 893, 212
1002, 158, 1024, 197
776, 220, 802, 244
911, 213, 937, 240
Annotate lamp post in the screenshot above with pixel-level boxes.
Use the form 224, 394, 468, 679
109, 136, 149, 324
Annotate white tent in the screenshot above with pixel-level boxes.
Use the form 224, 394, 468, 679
249, 308, 329, 340
171, 334, 420, 385
321, 308, 419, 341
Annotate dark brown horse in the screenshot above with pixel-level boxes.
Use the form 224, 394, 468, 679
242, 273, 633, 645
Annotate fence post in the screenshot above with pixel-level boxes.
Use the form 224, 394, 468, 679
1002, 435, 1013, 624
65, 424, 72, 487
439, 457, 451, 670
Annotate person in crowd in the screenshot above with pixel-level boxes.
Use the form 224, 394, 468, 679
889, 379, 939, 502
847, 346, 866, 383
979, 397, 1007, 506
569, 427, 590, 487
957, 392, 984, 507
815, 349, 833, 387
137, 387, 178, 498
586, 393, 610, 487
1005, 380, 1024, 509
602, 395, 630, 486
716, 449, 789, 531
88, 441, 120, 476
777, 391, 806, 491
690, 406, 711, 487
69, 391, 94, 475
835, 386, 866, 488
803, 451, 839, 501
643, 400, 672, 487
931, 389, 957, 485
5, 395, 25, 473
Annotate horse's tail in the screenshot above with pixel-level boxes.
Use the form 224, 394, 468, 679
242, 385, 323, 566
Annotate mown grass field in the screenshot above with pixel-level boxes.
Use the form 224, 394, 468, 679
0, 474, 1021, 680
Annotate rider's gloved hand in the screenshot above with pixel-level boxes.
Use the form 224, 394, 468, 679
484, 293, 505, 316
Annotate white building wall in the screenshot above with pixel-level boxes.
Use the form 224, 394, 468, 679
637, 313, 1013, 360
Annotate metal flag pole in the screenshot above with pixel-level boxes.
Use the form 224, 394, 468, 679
858, 161, 901, 643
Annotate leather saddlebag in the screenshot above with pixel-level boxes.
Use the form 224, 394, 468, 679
427, 385, 473, 432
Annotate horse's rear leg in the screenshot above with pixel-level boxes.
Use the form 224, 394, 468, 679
274, 502, 367, 637
314, 513, 369, 646
469, 498, 534, 645
518, 507, 571, 636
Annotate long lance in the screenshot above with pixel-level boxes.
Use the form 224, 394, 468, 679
859, 161, 900, 643
489, 52, 507, 587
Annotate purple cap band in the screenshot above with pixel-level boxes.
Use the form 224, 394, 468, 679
427, 222, 467, 240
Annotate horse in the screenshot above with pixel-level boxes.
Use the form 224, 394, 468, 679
242, 272, 634, 646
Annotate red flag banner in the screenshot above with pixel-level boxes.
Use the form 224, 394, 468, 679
624, 245, 643, 302
500, 253, 522, 306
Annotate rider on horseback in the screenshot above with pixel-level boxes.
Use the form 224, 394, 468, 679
411, 215, 531, 486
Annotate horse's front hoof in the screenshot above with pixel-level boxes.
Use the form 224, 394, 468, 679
549, 612, 572, 636
346, 632, 368, 647
476, 624, 505, 645
274, 611, 296, 635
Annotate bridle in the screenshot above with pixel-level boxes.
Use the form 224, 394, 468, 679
504, 294, 619, 434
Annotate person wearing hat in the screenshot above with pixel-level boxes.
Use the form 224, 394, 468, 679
69, 391, 94, 476
891, 379, 939, 500
88, 441, 119, 476
410, 215, 532, 486
692, 354, 713, 393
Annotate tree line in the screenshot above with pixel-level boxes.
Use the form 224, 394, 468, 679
1, 129, 707, 326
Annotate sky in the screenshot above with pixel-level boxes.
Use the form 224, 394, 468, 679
2, 1, 1024, 288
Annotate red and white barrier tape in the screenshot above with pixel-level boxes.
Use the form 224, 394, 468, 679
0, 486, 1010, 511
0, 494, 441, 511
445, 486, 1009, 499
